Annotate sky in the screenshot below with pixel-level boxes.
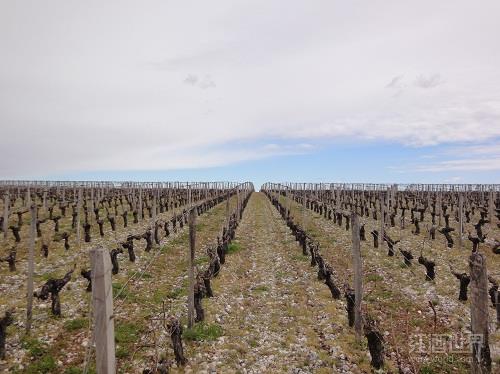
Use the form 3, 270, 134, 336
1, 0, 499, 189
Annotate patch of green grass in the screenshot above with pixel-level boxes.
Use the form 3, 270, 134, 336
292, 254, 309, 262
22, 337, 47, 358
166, 287, 185, 299
24, 355, 57, 374
183, 322, 223, 341
253, 285, 269, 293
365, 274, 383, 283
348, 338, 368, 351
63, 367, 83, 374
151, 286, 186, 303
52, 233, 62, 241
227, 242, 241, 254
112, 282, 130, 299
116, 346, 130, 358
151, 289, 166, 304
194, 256, 209, 265
376, 289, 393, 299
248, 338, 258, 348
419, 355, 469, 373
20, 338, 59, 374
160, 245, 170, 253
39, 272, 58, 281
64, 366, 95, 374
64, 318, 88, 331
170, 232, 189, 246
409, 318, 425, 327
420, 367, 435, 374
115, 322, 141, 344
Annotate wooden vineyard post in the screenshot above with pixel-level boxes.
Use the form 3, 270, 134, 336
26, 187, 31, 207
390, 184, 395, 211
225, 187, 230, 229
495, 287, 500, 331
171, 183, 175, 211
278, 184, 281, 210
287, 185, 292, 218
26, 203, 37, 333
188, 184, 192, 208
351, 212, 363, 342
459, 194, 464, 249
469, 252, 492, 373
284, 188, 289, 219
42, 189, 47, 210
187, 208, 196, 328
302, 184, 307, 230
437, 190, 442, 227
76, 188, 82, 245
90, 247, 116, 374
138, 187, 143, 221
151, 188, 158, 222
236, 187, 240, 223
380, 192, 385, 249
2, 191, 8, 239
152, 188, 157, 247
488, 190, 494, 224
89, 188, 94, 224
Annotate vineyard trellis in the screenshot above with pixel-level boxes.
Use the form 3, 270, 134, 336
1, 179, 499, 373
261, 182, 499, 372
0, 180, 254, 373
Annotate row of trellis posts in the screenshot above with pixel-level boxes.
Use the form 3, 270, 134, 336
2, 180, 498, 372
263, 182, 499, 373
1, 180, 253, 374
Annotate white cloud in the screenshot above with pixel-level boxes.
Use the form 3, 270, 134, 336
386, 75, 404, 89
0, 0, 500, 177
446, 143, 500, 156
396, 141, 500, 174
184, 74, 198, 85
198, 75, 216, 89
414, 74, 444, 89
444, 176, 463, 183
184, 74, 216, 89
414, 158, 500, 172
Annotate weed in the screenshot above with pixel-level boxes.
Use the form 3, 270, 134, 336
166, 287, 185, 299
64, 318, 88, 331
194, 256, 209, 265
64, 366, 95, 374
227, 242, 241, 254
248, 338, 258, 348
291, 254, 309, 262
112, 283, 130, 300
22, 337, 47, 358
116, 346, 130, 358
21, 338, 58, 374
365, 274, 383, 283
115, 322, 141, 344
24, 355, 56, 374
183, 322, 223, 341
64, 367, 83, 374
253, 285, 269, 292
